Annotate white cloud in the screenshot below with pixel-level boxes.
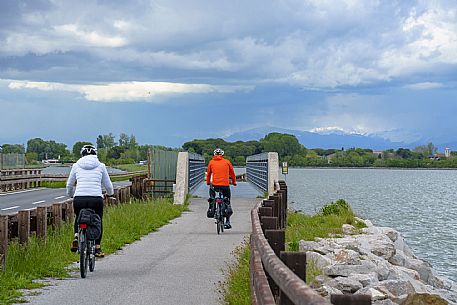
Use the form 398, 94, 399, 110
404, 82, 445, 90
7, 80, 252, 102
54, 24, 127, 47
1, 1, 457, 89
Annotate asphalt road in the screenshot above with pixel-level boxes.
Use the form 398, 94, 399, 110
22, 182, 259, 305
0, 181, 132, 215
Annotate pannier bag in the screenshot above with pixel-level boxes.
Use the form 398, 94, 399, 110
77, 208, 102, 240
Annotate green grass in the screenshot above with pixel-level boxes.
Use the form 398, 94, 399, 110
112, 164, 148, 173
0, 198, 186, 305
221, 242, 251, 305
221, 199, 365, 304
41, 181, 66, 188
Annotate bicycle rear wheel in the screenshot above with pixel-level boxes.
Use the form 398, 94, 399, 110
79, 232, 88, 278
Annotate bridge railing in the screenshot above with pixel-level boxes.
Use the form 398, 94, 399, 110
250, 181, 371, 305
188, 153, 205, 192
246, 152, 279, 195
173, 152, 205, 205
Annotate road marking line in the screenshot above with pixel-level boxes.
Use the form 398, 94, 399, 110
0, 188, 45, 196
1, 206, 20, 211
24, 207, 36, 211
32, 200, 46, 205
54, 196, 66, 200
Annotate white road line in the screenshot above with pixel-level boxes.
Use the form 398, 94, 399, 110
24, 207, 36, 211
54, 196, 66, 200
32, 200, 46, 205
0, 188, 46, 196
1, 206, 20, 211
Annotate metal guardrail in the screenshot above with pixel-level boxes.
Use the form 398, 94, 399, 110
188, 152, 205, 192
250, 182, 371, 305
0, 153, 25, 170
246, 153, 269, 192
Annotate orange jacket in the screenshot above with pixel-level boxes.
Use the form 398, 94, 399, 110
206, 155, 236, 186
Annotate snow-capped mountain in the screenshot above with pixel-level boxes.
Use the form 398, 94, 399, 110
224, 126, 410, 150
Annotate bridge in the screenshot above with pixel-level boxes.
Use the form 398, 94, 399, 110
0, 152, 370, 305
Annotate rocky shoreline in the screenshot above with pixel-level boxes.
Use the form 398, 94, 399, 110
299, 218, 457, 305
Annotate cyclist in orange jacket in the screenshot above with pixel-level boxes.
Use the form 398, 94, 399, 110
206, 148, 236, 229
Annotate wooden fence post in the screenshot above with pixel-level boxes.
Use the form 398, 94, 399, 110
260, 216, 278, 232
331, 295, 371, 305
264, 229, 285, 257
66, 201, 74, 222
279, 252, 307, 305
18, 210, 30, 244
259, 206, 273, 217
52, 203, 62, 229
0, 215, 8, 270
36, 207, 47, 239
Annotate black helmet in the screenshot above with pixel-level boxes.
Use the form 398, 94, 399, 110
213, 148, 224, 156
81, 145, 97, 156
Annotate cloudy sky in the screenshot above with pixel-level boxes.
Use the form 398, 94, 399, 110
1, 0, 456, 148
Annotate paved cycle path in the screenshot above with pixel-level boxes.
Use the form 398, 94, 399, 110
25, 183, 258, 305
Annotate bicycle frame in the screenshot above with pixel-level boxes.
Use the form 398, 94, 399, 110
211, 186, 225, 234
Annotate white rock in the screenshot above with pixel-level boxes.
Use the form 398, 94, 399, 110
306, 251, 333, 270
342, 223, 358, 235
348, 272, 379, 287
327, 276, 363, 293
355, 287, 387, 301
314, 285, 343, 298
387, 265, 421, 282
324, 260, 378, 277
334, 248, 361, 265
404, 258, 433, 283
364, 219, 374, 227
389, 249, 407, 266
375, 279, 415, 298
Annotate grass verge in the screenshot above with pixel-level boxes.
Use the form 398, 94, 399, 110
0, 198, 186, 305
221, 199, 365, 303
221, 242, 251, 305
112, 164, 148, 173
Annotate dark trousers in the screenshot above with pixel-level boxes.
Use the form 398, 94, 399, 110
209, 185, 232, 221
209, 185, 231, 201
73, 196, 104, 245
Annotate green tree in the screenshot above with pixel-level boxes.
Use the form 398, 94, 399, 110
260, 133, 303, 158
414, 142, 437, 156
26, 138, 69, 160
1, 144, 25, 154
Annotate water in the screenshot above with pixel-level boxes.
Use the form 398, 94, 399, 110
286, 168, 457, 282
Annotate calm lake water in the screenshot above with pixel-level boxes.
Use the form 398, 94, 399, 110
286, 168, 457, 282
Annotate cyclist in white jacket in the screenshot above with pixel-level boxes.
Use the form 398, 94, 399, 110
66, 145, 114, 257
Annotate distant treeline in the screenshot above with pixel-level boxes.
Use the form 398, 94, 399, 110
183, 133, 457, 168
0, 133, 178, 166
2, 132, 456, 168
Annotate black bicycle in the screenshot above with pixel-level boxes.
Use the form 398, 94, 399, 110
78, 210, 96, 278
213, 188, 225, 235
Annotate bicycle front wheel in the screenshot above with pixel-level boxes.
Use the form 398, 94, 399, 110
79, 233, 88, 278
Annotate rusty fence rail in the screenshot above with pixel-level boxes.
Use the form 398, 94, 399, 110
250, 181, 372, 305
0, 175, 147, 270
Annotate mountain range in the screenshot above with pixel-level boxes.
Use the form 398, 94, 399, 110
224, 126, 453, 151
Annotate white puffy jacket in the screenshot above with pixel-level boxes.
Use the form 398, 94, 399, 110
66, 155, 114, 198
